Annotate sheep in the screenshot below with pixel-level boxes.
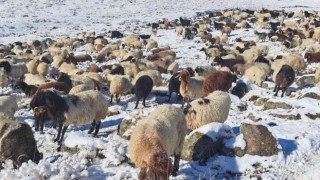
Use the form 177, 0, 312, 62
200, 47, 220, 61
124, 35, 140, 47
167, 62, 179, 75
30, 90, 109, 146
23, 73, 48, 86
183, 90, 231, 130
27, 59, 40, 74
194, 65, 217, 77
134, 70, 163, 87
254, 30, 268, 42
109, 75, 133, 103
231, 80, 249, 99
37, 62, 49, 77
59, 62, 81, 75
212, 56, 245, 70
134, 75, 153, 109
243, 65, 267, 86
176, 26, 183, 35
221, 26, 232, 36
87, 64, 102, 73
176, 69, 205, 108
85, 43, 95, 54
241, 48, 260, 64
129, 104, 187, 179
0, 61, 28, 80
14, 80, 38, 97
202, 71, 236, 96
107, 49, 129, 60
51, 55, 65, 68
0, 119, 43, 168
35, 72, 73, 94
144, 39, 158, 52
68, 84, 94, 95
0, 96, 18, 119
130, 40, 143, 50
273, 65, 295, 97
304, 52, 320, 64
66, 54, 92, 65
220, 34, 229, 45
281, 53, 305, 72
168, 68, 194, 103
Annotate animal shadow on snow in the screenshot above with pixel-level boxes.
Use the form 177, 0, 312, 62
278, 138, 297, 159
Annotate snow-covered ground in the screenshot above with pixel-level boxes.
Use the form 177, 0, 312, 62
1, 0, 320, 179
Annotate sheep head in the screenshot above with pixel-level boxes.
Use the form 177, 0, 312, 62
176, 70, 190, 83
0, 61, 11, 74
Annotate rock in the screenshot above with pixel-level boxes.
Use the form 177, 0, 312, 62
61, 145, 79, 154
181, 123, 233, 165
270, 113, 301, 120
248, 113, 262, 121
296, 75, 315, 87
253, 98, 269, 106
263, 101, 292, 110
219, 146, 246, 157
300, 92, 320, 100
240, 123, 278, 156
305, 113, 320, 120
117, 118, 138, 140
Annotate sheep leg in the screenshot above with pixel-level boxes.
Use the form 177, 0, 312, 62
54, 124, 63, 142
143, 98, 147, 107
281, 87, 287, 97
110, 95, 113, 104
135, 99, 140, 109
93, 121, 101, 136
274, 85, 280, 96
273, 85, 278, 92
116, 94, 120, 103
88, 121, 96, 134
167, 92, 172, 102
58, 126, 68, 144
172, 154, 181, 176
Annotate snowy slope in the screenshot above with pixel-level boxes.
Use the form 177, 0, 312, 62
1, 0, 320, 179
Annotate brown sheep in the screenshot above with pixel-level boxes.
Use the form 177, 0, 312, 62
35, 72, 73, 94
66, 54, 92, 65
87, 64, 102, 73
274, 65, 295, 97
304, 52, 320, 64
203, 71, 236, 96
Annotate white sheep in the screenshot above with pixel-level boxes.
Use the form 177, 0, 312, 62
145, 39, 158, 52
109, 75, 133, 103
124, 35, 140, 47
27, 59, 39, 74
195, 65, 217, 77
133, 70, 163, 87
59, 62, 81, 75
36, 62, 49, 77
0, 96, 18, 119
52, 55, 65, 68
241, 48, 260, 64
281, 53, 305, 72
183, 90, 231, 130
176, 69, 205, 108
167, 62, 179, 75
30, 90, 109, 144
85, 43, 95, 54
200, 47, 221, 61
0, 61, 28, 80
68, 84, 94, 95
243, 65, 268, 86
129, 104, 187, 178
23, 73, 48, 86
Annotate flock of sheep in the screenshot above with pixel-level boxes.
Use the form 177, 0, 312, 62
0, 7, 320, 179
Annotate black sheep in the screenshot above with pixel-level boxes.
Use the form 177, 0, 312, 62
231, 81, 248, 99
274, 65, 295, 97
134, 75, 153, 109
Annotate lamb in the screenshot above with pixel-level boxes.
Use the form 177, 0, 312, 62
176, 69, 204, 108
254, 30, 268, 42
194, 65, 217, 77
167, 62, 179, 75
134, 75, 153, 109
129, 104, 187, 179
273, 65, 295, 97
30, 90, 109, 146
0, 96, 18, 119
124, 35, 140, 47
176, 26, 183, 35
0, 119, 43, 168
200, 47, 220, 61
109, 75, 133, 103
183, 90, 231, 130
202, 71, 236, 96
304, 52, 320, 64
168, 68, 195, 103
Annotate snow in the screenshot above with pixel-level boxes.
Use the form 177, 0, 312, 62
1, 0, 320, 179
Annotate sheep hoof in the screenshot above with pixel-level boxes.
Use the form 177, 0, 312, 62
57, 146, 62, 152
53, 138, 59, 142
171, 171, 178, 177
40, 131, 45, 135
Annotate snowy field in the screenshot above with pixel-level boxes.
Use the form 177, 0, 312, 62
1, 0, 320, 179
